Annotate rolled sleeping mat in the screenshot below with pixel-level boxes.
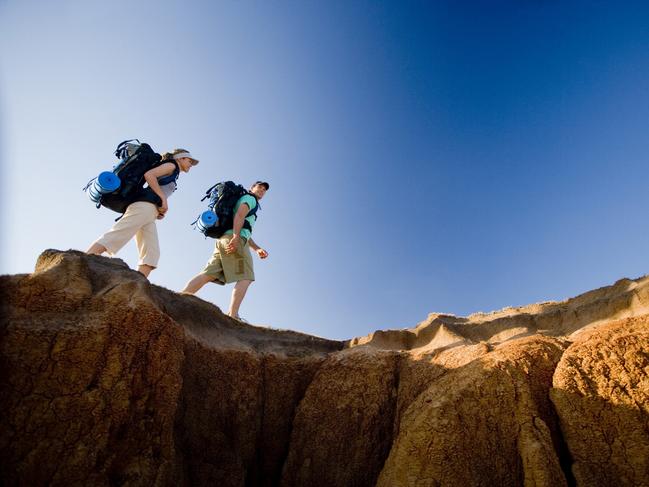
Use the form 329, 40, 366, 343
196, 210, 218, 233
88, 171, 121, 202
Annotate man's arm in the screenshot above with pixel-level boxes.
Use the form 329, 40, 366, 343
225, 203, 250, 254
249, 238, 268, 259
231, 203, 250, 237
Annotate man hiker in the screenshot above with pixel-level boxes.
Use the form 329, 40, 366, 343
181, 181, 269, 321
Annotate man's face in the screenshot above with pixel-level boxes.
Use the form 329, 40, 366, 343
250, 184, 267, 200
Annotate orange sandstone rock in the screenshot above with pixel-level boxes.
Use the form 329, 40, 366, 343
1, 250, 647, 486
550, 315, 649, 487
378, 336, 569, 487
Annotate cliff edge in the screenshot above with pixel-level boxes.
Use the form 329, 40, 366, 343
1, 250, 647, 486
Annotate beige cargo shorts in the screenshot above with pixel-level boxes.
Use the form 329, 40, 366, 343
202, 234, 255, 285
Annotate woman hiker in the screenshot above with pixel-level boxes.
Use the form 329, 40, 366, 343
86, 148, 199, 277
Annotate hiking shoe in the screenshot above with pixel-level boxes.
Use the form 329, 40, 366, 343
230, 315, 249, 324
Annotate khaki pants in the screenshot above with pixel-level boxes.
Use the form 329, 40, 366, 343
202, 234, 255, 284
94, 201, 160, 267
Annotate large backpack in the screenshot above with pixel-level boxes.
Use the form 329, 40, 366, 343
85, 140, 176, 214
197, 181, 259, 238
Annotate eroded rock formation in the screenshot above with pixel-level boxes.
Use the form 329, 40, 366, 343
1, 250, 647, 486
550, 317, 649, 486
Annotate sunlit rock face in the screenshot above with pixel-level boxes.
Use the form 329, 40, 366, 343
1, 250, 647, 486
550, 316, 649, 487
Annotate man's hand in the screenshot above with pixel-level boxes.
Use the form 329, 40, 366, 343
256, 248, 269, 259
226, 234, 241, 254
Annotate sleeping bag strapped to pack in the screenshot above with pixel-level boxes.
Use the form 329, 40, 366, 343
194, 181, 259, 239
84, 139, 175, 214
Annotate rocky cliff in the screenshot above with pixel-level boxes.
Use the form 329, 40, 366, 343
1, 250, 647, 486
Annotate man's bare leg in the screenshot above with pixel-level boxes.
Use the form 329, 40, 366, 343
86, 242, 107, 255
182, 273, 214, 294
228, 279, 252, 319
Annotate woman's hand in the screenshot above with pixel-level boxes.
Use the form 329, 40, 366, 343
144, 162, 175, 218
157, 198, 168, 219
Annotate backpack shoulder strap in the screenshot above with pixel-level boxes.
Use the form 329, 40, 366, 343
157, 160, 180, 186
244, 193, 260, 218
241, 195, 259, 233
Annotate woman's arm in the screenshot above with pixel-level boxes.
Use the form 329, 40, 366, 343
143, 162, 176, 203
144, 162, 176, 218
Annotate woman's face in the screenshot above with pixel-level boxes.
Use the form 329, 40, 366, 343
177, 157, 195, 173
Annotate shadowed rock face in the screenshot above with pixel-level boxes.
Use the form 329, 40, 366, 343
378, 336, 569, 487
1, 250, 647, 486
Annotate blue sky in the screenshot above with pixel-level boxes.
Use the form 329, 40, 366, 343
1, 1, 648, 340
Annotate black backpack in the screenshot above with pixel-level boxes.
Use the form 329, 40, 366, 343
199, 181, 259, 238
86, 140, 177, 214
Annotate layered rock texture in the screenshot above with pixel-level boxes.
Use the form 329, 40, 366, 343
1, 250, 648, 486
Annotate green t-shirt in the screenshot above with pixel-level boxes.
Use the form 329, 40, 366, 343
224, 194, 258, 240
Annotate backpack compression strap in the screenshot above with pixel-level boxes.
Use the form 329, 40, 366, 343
201, 183, 220, 202
114, 139, 141, 159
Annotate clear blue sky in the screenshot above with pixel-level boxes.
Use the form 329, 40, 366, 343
1, 1, 647, 340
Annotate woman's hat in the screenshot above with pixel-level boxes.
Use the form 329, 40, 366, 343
174, 152, 199, 165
